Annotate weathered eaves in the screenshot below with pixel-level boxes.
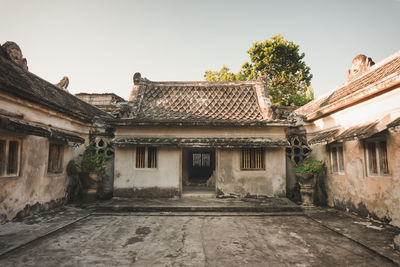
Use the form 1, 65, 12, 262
113, 137, 289, 148
0, 48, 112, 123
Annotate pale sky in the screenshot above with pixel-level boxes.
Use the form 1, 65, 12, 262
1, 0, 399, 100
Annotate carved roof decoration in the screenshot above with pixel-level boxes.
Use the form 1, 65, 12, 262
296, 50, 400, 121
112, 137, 289, 148
1, 41, 28, 71
116, 73, 290, 126
0, 43, 112, 122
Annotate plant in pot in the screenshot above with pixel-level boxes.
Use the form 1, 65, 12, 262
295, 158, 325, 206
76, 145, 111, 199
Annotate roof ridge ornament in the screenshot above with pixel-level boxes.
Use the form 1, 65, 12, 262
2, 41, 28, 71
345, 54, 375, 83
56, 76, 69, 92
133, 72, 141, 84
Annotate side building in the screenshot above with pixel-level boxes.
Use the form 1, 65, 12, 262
0, 42, 112, 223
296, 51, 400, 226
111, 73, 293, 198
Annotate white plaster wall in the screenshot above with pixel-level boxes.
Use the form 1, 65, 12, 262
307, 87, 400, 133
306, 86, 400, 226
115, 125, 286, 139
114, 147, 180, 190
216, 148, 286, 197
0, 135, 78, 222
0, 93, 92, 223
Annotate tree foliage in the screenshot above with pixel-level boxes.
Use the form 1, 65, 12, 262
204, 34, 314, 106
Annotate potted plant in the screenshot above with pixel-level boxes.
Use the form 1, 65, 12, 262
295, 158, 325, 206
76, 145, 111, 199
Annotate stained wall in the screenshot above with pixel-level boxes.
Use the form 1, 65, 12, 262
0, 94, 90, 223
306, 86, 400, 226
216, 148, 286, 197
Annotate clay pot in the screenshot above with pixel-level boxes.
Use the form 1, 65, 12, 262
88, 172, 101, 190
296, 173, 317, 206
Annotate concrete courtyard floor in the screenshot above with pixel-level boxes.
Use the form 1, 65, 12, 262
0, 198, 400, 266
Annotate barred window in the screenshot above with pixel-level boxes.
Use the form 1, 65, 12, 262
136, 147, 146, 168
192, 153, 210, 167
330, 144, 344, 174
241, 148, 264, 170
147, 147, 157, 168
136, 147, 157, 168
48, 143, 64, 173
365, 140, 389, 176
0, 138, 21, 177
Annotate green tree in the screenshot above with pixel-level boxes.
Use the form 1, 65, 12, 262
204, 34, 314, 106
204, 65, 237, 82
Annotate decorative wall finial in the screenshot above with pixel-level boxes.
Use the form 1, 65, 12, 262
345, 54, 375, 83
56, 76, 69, 91
2, 41, 28, 71
133, 72, 141, 84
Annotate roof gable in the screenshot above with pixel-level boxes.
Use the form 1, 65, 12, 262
296, 50, 400, 121
119, 75, 278, 125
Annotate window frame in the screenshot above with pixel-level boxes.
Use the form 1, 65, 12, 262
329, 143, 345, 174
240, 148, 265, 170
364, 139, 389, 177
192, 152, 211, 168
47, 143, 64, 174
135, 146, 158, 169
0, 137, 22, 178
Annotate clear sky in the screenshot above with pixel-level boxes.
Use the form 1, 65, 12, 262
1, 0, 399, 100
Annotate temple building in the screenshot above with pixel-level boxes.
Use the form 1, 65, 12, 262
0, 41, 400, 227
111, 73, 292, 198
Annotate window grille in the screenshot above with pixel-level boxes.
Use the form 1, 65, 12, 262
147, 147, 157, 168
136, 147, 146, 168
241, 148, 264, 170
192, 153, 210, 167
136, 147, 157, 168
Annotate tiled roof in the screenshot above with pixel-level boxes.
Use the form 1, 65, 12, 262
296, 51, 400, 120
308, 129, 339, 145
387, 116, 400, 128
334, 122, 378, 142
119, 77, 278, 125
112, 137, 289, 148
0, 46, 111, 122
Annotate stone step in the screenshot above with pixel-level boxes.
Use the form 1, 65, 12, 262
92, 204, 302, 213
181, 192, 216, 198
87, 197, 303, 213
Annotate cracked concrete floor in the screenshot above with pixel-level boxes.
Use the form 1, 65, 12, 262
0, 214, 397, 266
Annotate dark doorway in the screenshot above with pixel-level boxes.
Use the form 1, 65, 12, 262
189, 150, 215, 184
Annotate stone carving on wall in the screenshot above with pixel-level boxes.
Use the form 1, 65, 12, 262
2, 41, 28, 71
345, 54, 375, 83
286, 134, 311, 164
56, 76, 69, 91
